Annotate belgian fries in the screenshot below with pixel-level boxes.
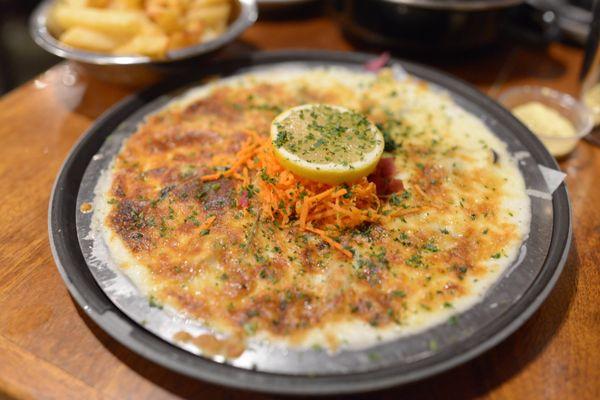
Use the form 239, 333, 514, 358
59, 26, 127, 52
49, 0, 232, 59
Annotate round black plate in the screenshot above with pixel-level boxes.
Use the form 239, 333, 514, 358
49, 50, 571, 395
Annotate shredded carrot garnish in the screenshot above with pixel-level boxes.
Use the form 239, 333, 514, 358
200, 173, 222, 182
413, 184, 429, 200
199, 216, 216, 231
304, 226, 353, 258
200, 130, 384, 257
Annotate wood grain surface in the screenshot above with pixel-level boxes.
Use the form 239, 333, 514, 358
0, 15, 599, 400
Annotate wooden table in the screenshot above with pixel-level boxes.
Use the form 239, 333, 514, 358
1, 16, 599, 400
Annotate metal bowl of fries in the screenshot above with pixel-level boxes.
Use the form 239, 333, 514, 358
30, 0, 258, 86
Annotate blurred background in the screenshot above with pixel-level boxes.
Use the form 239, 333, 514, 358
0, 0, 59, 93
0, 0, 596, 94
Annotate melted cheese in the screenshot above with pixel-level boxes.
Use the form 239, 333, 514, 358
94, 67, 531, 353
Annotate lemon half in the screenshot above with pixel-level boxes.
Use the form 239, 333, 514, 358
271, 104, 384, 184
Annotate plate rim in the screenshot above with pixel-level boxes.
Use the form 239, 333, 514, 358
48, 49, 572, 395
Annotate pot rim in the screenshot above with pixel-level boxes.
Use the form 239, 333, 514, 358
376, 0, 524, 11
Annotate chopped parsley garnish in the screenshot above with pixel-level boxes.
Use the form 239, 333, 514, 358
259, 168, 277, 184
274, 128, 288, 147
389, 193, 402, 206
243, 184, 258, 198
376, 119, 409, 152
159, 218, 169, 238
274, 105, 379, 164
406, 253, 424, 268
184, 210, 200, 227
151, 185, 173, 208
422, 242, 439, 253
243, 322, 257, 335
148, 295, 163, 309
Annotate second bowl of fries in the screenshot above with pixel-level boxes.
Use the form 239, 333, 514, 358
31, 0, 258, 85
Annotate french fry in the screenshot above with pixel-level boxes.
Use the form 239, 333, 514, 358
147, 8, 182, 33
170, 35, 198, 50
145, 0, 187, 15
62, 0, 110, 7
52, 5, 145, 36
190, 0, 230, 6
52, 0, 232, 58
59, 26, 125, 52
186, 4, 230, 27
139, 18, 166, 36
115, 34, 169, 58
110, 0, 144, 9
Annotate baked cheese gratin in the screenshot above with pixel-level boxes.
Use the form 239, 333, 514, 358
93, 67, 530, 356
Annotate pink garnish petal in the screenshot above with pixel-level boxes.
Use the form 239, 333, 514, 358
364, 52, 391, 72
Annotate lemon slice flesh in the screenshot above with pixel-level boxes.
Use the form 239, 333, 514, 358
271, 104, 384, 184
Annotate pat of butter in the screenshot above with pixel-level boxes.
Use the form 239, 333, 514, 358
512, 102, 578, 157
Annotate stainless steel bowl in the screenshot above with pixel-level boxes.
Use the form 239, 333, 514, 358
30, 0, 258, 86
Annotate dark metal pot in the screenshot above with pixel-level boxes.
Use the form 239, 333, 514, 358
332, 0, 559, 52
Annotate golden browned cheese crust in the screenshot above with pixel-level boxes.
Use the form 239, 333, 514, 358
103, 69, 527, 349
